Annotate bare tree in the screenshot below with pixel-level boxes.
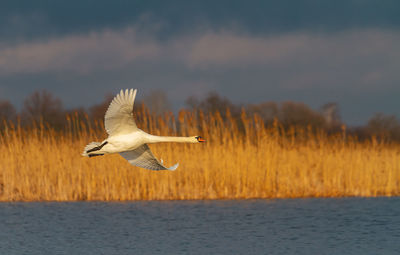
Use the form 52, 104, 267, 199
21, 90, 65, 129
279, 101, 326, 129
0, 100, 17, 124
89, 93, 114, 122
186, 91, 240, 119
143, 89, 171, 115
321, 102, 341, 127
367, 113, 400, 141
246, 102, 278, 124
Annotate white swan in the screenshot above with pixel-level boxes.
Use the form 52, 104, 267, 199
82, 89, 205, 171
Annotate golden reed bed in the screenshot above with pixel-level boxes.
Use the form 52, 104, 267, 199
0, 109, 399, 201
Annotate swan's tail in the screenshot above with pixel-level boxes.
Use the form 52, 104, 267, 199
82, 141, 106, 157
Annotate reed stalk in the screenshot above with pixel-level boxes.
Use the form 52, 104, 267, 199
0, 110, 399, 201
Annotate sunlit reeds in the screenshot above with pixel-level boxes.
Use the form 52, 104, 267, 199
0, 108, 399, 201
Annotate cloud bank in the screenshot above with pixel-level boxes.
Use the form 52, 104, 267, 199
1, 27, 399, 86
0, 28, 160, 74
1, 26, 400, 124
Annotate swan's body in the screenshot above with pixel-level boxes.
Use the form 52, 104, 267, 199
82, 89, 205, 170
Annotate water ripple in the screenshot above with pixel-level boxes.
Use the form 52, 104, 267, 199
0, 198, 399, 255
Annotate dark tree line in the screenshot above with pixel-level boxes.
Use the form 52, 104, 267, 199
186, 91, 400, 142
186, 91, 340, 131
1, 89, 399, 142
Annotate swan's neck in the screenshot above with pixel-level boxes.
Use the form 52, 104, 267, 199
145, 134, 196, 144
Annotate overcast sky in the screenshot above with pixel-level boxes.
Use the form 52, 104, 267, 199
0, 0, 399, 125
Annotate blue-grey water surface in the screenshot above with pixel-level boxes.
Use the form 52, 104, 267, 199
0, 198, 399, 255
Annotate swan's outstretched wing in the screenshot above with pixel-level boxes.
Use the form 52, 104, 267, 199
104, 89, 138, 136
119, 144, 179, 171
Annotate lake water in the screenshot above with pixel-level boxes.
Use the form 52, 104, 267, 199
0, 198, 399, 255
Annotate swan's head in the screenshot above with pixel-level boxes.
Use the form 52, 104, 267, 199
195, 136, 206, 143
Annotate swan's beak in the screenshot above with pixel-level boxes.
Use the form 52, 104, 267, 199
196, 136, 206, 142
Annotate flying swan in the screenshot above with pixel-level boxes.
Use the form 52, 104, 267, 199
82, 89, 206, 171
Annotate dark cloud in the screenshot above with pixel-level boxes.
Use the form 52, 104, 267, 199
1, 0, 400, 41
